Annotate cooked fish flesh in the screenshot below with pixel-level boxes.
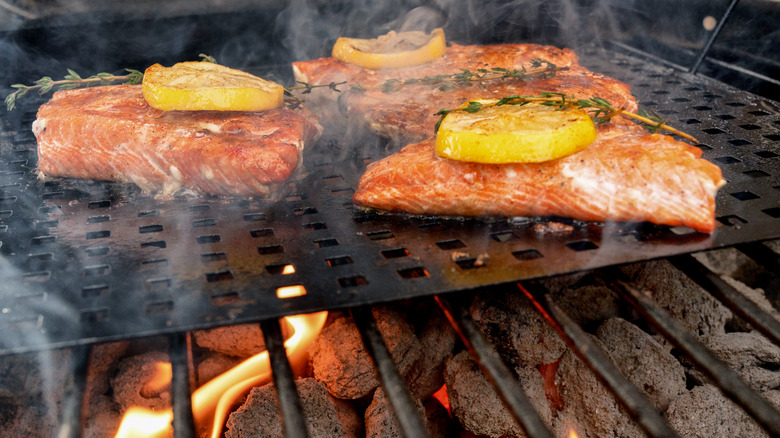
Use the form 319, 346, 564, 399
352, 124, 725, 233
32, 85, 322, 197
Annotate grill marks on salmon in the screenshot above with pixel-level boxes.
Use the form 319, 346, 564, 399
352, 125, 725, 233
32, 85, 322, 197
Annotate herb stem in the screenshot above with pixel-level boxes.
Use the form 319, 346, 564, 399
5, 69, 143, 111
33, 74, 131, 90
378, 58, 564, 93
618, 110, 697, 143
435, 95, 698, 144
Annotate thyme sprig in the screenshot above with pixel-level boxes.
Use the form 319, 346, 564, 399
5, 69, 144, 111
283, 80, 347, 109
380, 58, 565, 93
434, 93, 698, 143
5, 53, 218, 111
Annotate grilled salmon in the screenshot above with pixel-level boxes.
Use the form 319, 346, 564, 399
340, 71, 638, 145
292, 42, 582, 91
293, 42, 637, 143
352, 124, 725, 233
32, 85, 322, 197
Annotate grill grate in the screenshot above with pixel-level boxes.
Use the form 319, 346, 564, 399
54, 264, 780, 438
1, 46, 780, 354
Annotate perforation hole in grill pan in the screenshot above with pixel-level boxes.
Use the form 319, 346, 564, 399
1, 46, 779, 354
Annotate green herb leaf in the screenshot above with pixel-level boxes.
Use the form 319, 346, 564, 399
65, 69, 81, 80
35, 77, 53, 86
199, 54, 217, 63
433, 109, 450, 133
328, 81, 346, 92
125, 69, 144, 85
5, 93, 16, 111
463, 101, 484, 113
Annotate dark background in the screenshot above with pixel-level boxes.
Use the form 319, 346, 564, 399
1, 0, 778, 100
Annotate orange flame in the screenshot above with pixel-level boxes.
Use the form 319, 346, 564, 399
140, 362, 172, 398
569, 429, 580, 438
114, 311, 328, 438
114, 407, 172, 438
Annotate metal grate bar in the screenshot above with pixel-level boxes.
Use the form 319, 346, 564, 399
517, 282, 681, 438
668, 254, 780, 347
689, 0, 741, 74
435, 294, 555, 438
56, 345, 90, 438
735, 241, 780, 282
261, 318, 310, 438
351, 306, 429, 438
733, 242, 780, 309
605, 270, 780, 436
170, 332, 195, 438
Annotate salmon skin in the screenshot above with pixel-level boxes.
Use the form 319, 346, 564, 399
32, 85, 322, 198
352, 124, 725, 233
293, 42, 637, 144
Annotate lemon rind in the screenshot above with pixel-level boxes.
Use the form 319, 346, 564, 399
434, 103, 598, 164
142, 62, 285, 112
332, 28, 446, 70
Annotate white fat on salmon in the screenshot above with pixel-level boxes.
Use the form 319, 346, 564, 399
201, 165, 215, 180
169, 165, 183, 181
196, 122, 222, 134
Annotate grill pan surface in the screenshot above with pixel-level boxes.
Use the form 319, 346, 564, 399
0, 45, 779, 354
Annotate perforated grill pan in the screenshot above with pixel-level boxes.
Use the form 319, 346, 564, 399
1, 46, 779, 354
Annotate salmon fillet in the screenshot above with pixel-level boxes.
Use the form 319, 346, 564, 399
340, 70, 638, 144
292, 42, 636, 143
352, 124, 725, 233
32, 85, 322, 197
292, 42, 582, 90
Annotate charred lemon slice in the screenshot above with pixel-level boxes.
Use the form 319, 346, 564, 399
435, 101, 598, 163
142, 62, 284, 112
332, 28, 446, 69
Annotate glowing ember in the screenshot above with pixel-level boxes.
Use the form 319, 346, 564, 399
276, 285, 306, 298
114, 311, 327, 438
281, 264, 296, 274
569, 428, 580, 438
432, 384, 450, 413
140, 362, 172, 398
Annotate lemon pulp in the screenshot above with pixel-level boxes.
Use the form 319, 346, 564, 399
435, 101, 598, 164
142, 62, 285, 112
332, 28, 446, 69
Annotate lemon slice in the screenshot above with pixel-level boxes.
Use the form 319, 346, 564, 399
435, 101, 598, 164
332, 28, 446, 69
142, 62, 285, 112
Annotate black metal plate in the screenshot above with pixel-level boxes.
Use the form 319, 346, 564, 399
1, 46, 779, 354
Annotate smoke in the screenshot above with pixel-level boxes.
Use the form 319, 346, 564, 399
0, 255, 80, 434
1, 0, 774, 97
274, 0, 445, 62
269, 0, 660, 64
0, 253, 81, 349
